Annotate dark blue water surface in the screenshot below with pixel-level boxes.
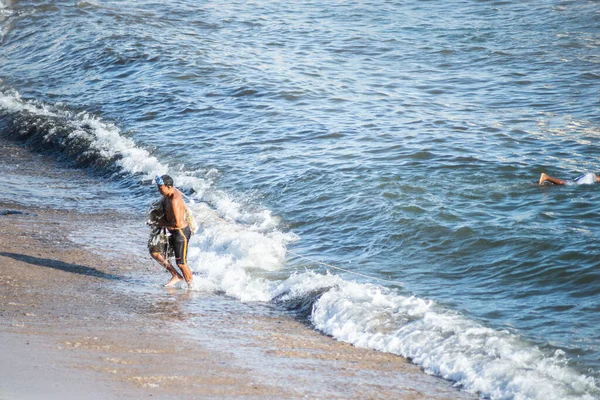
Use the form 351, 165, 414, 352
1, 1, 599, 398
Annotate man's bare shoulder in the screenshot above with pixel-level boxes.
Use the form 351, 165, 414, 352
172, 189, 185, 201
170, 189, 187, 208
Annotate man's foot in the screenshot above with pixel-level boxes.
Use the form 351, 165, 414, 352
163, 275, 183, 287
539, 173, 549, 185
187, 280, 196, 290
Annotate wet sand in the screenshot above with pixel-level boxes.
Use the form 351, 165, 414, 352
0, 139, 475, 399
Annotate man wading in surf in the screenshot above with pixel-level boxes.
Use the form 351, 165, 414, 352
150, 175, 194, 288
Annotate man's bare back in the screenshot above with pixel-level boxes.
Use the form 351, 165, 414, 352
163, 188, 188, 230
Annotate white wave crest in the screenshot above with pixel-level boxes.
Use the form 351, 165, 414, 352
311, 282, 598, 400
0, 88, 167, 178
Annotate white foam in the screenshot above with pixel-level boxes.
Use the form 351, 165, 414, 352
0, 89, 51, 115
0, 89, 166, 178
310, 282, 598, 400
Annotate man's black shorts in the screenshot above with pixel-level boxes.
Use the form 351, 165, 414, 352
168, 226, 191, 266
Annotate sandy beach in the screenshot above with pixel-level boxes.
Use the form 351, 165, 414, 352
0, 139, 474, 399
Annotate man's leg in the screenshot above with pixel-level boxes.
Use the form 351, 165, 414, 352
171, 227, 194, 288
150, 251, 183, 287
539, 173, 566, 185
177, 263, 194, 286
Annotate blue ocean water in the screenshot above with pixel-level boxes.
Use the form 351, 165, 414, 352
1, 0, 599, 398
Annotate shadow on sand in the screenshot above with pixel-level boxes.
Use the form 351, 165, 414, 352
0, 252, 120, 280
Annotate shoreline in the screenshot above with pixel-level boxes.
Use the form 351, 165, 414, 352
0, 139, 473, 399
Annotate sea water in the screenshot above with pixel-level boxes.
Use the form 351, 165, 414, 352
1, 1, 599, 398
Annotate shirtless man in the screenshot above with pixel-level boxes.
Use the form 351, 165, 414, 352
151, 175, 194, 288
539, 172, 600, 185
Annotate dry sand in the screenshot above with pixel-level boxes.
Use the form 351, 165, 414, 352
0, 139, 475, 399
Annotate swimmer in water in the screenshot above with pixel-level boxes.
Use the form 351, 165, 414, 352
539, 172, 600, 185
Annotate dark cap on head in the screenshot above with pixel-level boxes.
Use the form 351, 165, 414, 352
161, 174, 174, 187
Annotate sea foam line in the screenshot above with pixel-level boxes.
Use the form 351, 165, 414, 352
311, 283, 598, 400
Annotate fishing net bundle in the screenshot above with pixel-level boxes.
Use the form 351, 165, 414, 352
146, 199, 173, 259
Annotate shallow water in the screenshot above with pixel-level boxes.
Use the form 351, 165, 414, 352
1, 0, 599, 398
